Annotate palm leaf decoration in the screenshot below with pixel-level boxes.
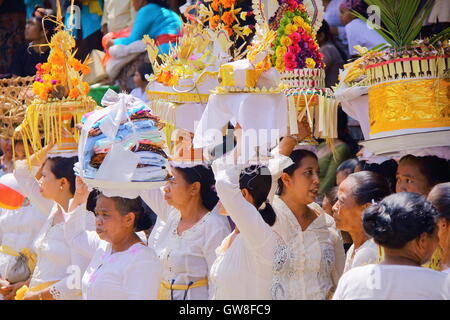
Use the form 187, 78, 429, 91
352, 0, 434, 48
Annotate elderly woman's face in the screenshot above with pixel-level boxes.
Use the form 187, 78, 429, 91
332, 177, 367, 232
95, 196, 135, 243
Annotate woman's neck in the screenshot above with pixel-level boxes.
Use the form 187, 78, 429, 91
382, 250, 422, 267
179, 198, 209, 223
280, 192, 310, 221
111, 232, 141, 254
54, 194, 71, 213
349, 228, 368, 250
440, 247, 450, 270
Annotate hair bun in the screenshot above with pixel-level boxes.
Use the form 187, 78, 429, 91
363, 203, 394, 245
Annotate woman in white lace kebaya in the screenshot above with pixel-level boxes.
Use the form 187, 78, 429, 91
271, 148, 345, 300
140, 164, 231, 300
0, 174, 48, 300
209, 134, 297, 299
64, 179, 162, 300
332, 171, 391, 273
12, 145, 95, 300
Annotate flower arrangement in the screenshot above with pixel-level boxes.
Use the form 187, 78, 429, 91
199, 0, 254, 40
271, 0, 324, 72
32, 30, 91, 100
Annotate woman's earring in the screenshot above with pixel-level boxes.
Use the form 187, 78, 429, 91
60, 185, 63, 191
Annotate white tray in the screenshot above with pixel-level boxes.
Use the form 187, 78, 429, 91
359, 130, 450, 155
80, 176, 168, 190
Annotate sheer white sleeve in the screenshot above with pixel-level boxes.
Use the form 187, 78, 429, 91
139, 187, 171, 222
213, 159, 274, 250
13, 160, 53, 215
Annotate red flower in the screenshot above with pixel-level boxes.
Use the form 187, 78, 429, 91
284, 52, 296, 63
288, 32, 301, 44
288, 45, 300, 55
285, 60, 298, 70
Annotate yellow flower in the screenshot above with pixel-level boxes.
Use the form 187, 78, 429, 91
280, 36, 292, 47
285, 23, 298, 35
240, 11, 247, 21
276, 46, 287, 57
293, 16, 305, 26
306, 58, 316, 68
242, 25, 252, 36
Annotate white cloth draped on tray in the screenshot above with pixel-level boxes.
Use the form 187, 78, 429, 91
193, 93, 288, 162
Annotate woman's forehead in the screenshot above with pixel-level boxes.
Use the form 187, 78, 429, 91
297, 156, 318, 168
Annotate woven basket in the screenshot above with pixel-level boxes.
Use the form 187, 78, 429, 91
0, 77, 36, 140
0, 96, 27, 140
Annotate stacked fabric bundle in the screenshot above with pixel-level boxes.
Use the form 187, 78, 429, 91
77, 93, 169, 184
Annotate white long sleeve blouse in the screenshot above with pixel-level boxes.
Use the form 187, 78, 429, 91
14, 160, 96, 300
140, 187, 231, 300
271, 196, 346, 300
0, 204, 47, 281
63, 206, 163, 300
209, 158, 290, 300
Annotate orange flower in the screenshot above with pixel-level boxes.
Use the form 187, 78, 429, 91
209, 15, 221, 29
219, 0, 234, 9
41, 63, 51, 73
70, 78, 80, 87
211, 0, 220, 11
224, 26, 233, 37
82, 82, 90, 95
81, 64, 91, 75
68, 88, 80, 99
222, 11, 235, 26
48, 50, 64, 66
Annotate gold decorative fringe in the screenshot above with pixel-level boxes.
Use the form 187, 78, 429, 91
13, 96, 97, 167
368, 78, 450, 135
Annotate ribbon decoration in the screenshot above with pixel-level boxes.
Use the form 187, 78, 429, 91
78, 89, 145, 182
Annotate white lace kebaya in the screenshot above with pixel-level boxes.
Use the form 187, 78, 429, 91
140, 188, 231, 300
271, 197, 345, 300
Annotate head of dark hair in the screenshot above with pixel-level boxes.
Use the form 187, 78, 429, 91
363, 192, 438, 249
346, 171, 391, 205
428, 182, 450, 221
45, 156, 78, 195
137, 63, 153, 82
317, 19, 331, 42
360, 159, 398, 192
399, 155, 450, 188
239, 165, 276, 226
336, 158, 358, 175
29, 11, 57, 40
97, 193, 154, 232
325, 186, 339, 207
277, 149, 318, 195
175, 165, 219, 211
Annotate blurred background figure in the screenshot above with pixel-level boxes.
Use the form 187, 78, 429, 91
11, 7, 56, 77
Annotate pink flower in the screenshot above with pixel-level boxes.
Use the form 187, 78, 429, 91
288, 44, 301, 55
288, 32, 301, 44
285, 60, 298, 70
284, 52, 296, 63
287, 0, 298, 9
